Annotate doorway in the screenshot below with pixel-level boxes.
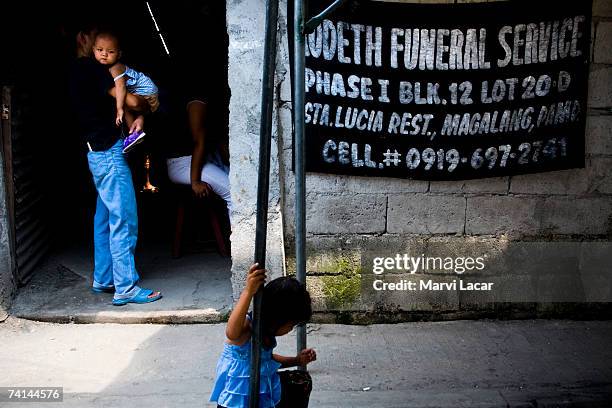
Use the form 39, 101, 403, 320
0, 1, 232, 321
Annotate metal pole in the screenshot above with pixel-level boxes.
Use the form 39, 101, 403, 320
304, 0, 348, 33
249, 0, 280, 406
294, 0, 308, 368
294, 0, 350, 371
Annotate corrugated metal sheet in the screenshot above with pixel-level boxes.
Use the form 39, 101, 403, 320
1, 86, 49, 285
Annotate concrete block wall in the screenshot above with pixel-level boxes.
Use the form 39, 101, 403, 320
227, 0, 287, 300
273, 0, 612, 321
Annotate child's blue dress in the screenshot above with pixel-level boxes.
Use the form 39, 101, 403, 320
113, 66, 158, 96
209, 334, 282, 408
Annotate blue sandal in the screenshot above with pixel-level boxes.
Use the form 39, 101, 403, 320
112, 288, 162, 306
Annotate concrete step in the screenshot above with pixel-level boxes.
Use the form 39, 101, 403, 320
10, 245, 233, 324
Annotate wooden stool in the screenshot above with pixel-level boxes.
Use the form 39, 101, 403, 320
172, 185, 229, 258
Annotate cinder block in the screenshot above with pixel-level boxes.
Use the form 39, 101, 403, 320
458, 274, 537, 306
586, 115, 612, 156
429, 177, 509, 194
298, 234, 429, 274
539, 196, 612, 235
536, 272, 591, 302
503, 242, 581, 277
288, 247, 362, 276
373, 0, 454, 3
579, 241, 612, 302
459, 241, 598, 304
509, 168, 590, 195
466, 196, 540, 236
347, 177, 429, 193
590, 21, 596, 62
305, 276, 338, 312
364, 236, 507, 277
588, 66, 612, 108
305, 174, 346, 194
306, 173, 428, 194
589, 157, 612, 194
503, 243, 581, 289
595, 22, 612, 64
306, 193, 387, 234
455, 0, 504, 3
307, 275, 364, 311
594, 0, 612, 17
416, 236, 508, 277
387, 195, 466, 234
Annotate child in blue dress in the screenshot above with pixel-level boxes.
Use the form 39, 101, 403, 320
210, 263, 317, 408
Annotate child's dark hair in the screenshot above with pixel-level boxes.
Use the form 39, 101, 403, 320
95, 29, 121, 47
261, 277, 312, 337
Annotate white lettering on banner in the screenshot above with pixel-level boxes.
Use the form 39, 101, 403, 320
300, 2, 590, 179
306, 17, 585, 70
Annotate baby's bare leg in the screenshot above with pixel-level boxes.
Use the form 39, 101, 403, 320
108, 89, 149, 112
124, 110, 136, 131
126, 94, 149, 112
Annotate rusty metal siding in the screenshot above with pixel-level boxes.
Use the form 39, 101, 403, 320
1, 86, 49, 285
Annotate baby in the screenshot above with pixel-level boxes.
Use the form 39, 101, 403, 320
92, 31, 159, 153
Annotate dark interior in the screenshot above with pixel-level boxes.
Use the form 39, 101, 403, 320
0, 1, 230, 269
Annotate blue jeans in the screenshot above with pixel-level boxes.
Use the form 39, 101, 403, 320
87, 139, 140, 300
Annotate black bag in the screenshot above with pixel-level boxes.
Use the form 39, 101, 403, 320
276, 369, 312, 408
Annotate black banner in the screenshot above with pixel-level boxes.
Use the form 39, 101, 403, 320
295, 0, 592, 180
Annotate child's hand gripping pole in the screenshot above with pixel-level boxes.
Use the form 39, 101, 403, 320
297, 348, 317, 366
245, 263, 267, 296
225, 263, 266, 342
